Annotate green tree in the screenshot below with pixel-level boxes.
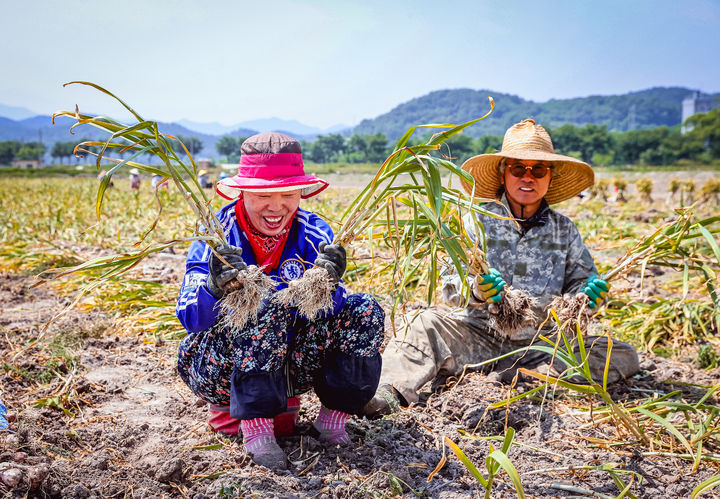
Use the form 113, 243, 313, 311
550, 124, 612, 163
176, 135, 204, 156
347, 134, 369, 163
216, 136, 244, 161
579, 124, 613, 162
310, 134, 346, 163
0, 141, 22, 164
51, 142, 67, 163
476, 135, 503, 155
613, 127, 669, 165
366, 133, 389, 163
51, 141, 78, 164
441, 134, 475, 164
663, 132, 705, 161
549, 124, 584, 158
345, 133, 389, 163
15, 142, 46, 161
686, 105, 720, 159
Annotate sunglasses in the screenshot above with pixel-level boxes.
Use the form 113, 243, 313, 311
506, 163, 551, 179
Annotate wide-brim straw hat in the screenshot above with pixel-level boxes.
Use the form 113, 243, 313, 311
460, 119, 594, 205
217, 132, 328, 200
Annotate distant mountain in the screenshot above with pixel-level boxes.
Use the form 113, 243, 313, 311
152, 122, 258, 158
3, 86, 719, 161
353, 87, 720, 139
0, 108, 349, 159
0, 114, 258, 161
0, 104, 38, 121
0, 112, 339, 161
323, 123, 351, 134
178, 117, 351, 137
176, 119, 239, 136
235, 118, 320, 135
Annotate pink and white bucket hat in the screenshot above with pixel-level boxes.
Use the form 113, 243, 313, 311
216, 132, 328, 200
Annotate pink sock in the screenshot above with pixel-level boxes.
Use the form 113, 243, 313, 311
240, 418, 276, 455
312, 405, 351, 445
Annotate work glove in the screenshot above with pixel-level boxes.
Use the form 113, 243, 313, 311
472, 268, 506, 304
207, 244, 247, 298
315, 242, 347, 285
581, 275, 610, 309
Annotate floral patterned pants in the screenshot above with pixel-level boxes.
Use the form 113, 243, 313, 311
177, 293, 385, 419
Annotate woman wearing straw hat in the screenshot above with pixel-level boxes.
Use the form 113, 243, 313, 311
175, 132, 384, 469
197, 168, 213, 189
364, 119, 639, 417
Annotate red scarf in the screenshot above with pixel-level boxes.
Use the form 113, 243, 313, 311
235, 197, 295, 273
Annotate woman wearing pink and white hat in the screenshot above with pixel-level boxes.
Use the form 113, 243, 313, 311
176, 133, 384, 470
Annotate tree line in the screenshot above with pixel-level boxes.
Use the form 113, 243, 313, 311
215, 133, 391, 164
0, 141, 46, 164
0, 135, 204, 165
1, 106, 718, 167
551, 106, 719, 166
215, 107, 719, 167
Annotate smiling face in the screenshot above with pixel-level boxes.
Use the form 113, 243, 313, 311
243, 190, 302, 236
501, 159, 553, 218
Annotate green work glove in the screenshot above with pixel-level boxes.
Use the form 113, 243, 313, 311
582, 275, 610, 309
472, 268, 506, 304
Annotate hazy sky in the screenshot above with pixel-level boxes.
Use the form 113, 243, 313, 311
2, 0, 719, 128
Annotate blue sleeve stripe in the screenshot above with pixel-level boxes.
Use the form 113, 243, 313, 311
177, 288, 200, 311
176, 297, 197, 312
219, 206, 236, 239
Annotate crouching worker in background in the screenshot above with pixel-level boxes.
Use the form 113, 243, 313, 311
175, 133, 384, 470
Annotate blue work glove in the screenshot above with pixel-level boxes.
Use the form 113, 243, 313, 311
315, 242, 347, 284
582, 275, 610, 309
207, 244, 247, 298
472, 268, 506, 303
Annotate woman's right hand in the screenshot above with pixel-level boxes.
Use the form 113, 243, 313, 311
472, 268, 506, 303
207, 244, 247, 297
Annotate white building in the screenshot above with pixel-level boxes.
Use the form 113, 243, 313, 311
11, 159, 43, 169
682, 91, 719, 134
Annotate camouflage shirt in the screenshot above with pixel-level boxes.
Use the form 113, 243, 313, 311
442, 195, 597, 334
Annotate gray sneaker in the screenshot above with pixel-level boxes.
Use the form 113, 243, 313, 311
362, 384, 401, 418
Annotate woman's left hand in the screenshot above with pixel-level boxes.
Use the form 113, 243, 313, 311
315, 242, 347, 284
582, 275, 610, 309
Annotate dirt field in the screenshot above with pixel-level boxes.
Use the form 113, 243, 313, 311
1, 255, 719, 498
1, 172, 720, 498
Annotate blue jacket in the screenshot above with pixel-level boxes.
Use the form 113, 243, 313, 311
176, 201, 348, 333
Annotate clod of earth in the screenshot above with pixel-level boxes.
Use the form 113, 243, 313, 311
155, 457, 185, 483
0, 462, 49, 489
0, 468, 22, 487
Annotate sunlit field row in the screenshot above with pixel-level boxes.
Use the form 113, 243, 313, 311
2, 171, 720, 496
2, 172, 718, 348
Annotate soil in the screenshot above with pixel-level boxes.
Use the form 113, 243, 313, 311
2, 248, 720, 497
